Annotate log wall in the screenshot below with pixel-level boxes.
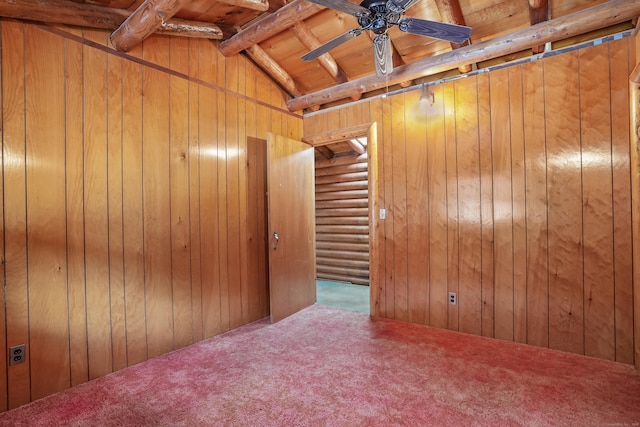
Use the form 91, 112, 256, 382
304, 37, 637, 365
315, 153, 370, 286
0, 19, 299, 411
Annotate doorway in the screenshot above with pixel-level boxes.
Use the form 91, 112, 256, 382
246, 123, 379, 319
305, 122, 379, 315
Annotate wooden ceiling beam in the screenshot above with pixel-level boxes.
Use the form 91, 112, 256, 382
291, 22, 348, 85
245, 44, 304, 97
346, 139, 366, 155
225, 0, 270, 12
219, 0, 323, 57
111, 0, 190, 52
302, 123, 372, 146
0, 0, 223, 40
528, 0, 549, 54
315, 146, 335, 160
288, 0, 640, 111
434, 0, 472, 73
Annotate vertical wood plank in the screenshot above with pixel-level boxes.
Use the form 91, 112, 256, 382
83, 30, 113, 379
477, 73, 495, 338
25, 25, 71, 399
522, 60, 549, 348
226, 92, 243, 329
2, 20, 31, 409
444, 82, 459, 331
188, 38, 203, 342
170, 37, 194, 349
405, 91, 429, 325
122, 55, 147, 366
490, 67, 514, 341
201, 84, 221, 339
455, 77, 482, 336
580, 43, 615, 360
64, 35, 89, 386
217, 91, 230, 332
509, 66, 527, 344
426, 84, 448, 329
610, 38, 634, 364
238, 91, 250, 324
83, 29, 112, 380
0, 21, 6, 414
107, 52, 127, 372
142, 37, 174, 358
391, 93, 408, 322
545, 50, 584, 355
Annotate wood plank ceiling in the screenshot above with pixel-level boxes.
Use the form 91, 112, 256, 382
0, 0, 637, 113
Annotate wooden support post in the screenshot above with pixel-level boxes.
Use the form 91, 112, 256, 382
630, 65, 640, 370
219, 0, 323, 57
288, 0, 640, 111
434, 0, 472, 73
528, 0, 549, 54
110, 0, 190, 52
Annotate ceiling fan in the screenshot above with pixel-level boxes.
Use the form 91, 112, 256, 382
302, 0, 471, 76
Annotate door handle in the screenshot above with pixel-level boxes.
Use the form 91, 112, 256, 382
273, 231, 279, 251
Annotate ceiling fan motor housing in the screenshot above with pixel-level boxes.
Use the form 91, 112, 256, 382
358, 0, 401, 34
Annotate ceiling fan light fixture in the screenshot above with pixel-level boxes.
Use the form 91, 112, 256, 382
419, 81, 434, 106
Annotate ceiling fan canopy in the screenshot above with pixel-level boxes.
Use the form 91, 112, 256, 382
302, 0, 471, 76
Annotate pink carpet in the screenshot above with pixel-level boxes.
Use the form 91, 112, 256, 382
1, 304, 639, 426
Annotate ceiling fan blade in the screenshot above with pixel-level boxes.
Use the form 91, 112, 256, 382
398, 18, 471, 44
305, 0, 370, 17
372, 34, 393, 76
302, 28, 363, 62
385, 0, 421, 13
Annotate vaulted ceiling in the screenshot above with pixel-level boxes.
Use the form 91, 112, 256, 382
1, 0, 638, 112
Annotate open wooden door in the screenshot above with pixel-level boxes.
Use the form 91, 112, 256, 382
267, 133, 316, 322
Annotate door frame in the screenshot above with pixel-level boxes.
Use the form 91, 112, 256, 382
302, 122, 380, 317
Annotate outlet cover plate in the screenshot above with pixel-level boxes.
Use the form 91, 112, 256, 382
9, 344, 26, 366
448, 292, 457, 305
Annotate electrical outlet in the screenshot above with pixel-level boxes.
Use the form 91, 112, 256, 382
448, 292, 457, 305
9, 344, 26, 366
379, 208, 386, 220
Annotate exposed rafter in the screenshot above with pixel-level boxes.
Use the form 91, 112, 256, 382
111, 0, 191, 51
245, 44, 304, 97
288, 0, 640, 111
0, 0, 223, 40
219, 0, 323, 57
315, 146, 335, 160
225, 0, 270, 12
347, 139, 366, 155
290, 22, 348, 85
434, 0, 472, 73
528, 0, 550, 53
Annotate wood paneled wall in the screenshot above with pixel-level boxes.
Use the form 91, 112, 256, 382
315, 154, 370, 286
0, 19, 300, 411
304, 37, 636, 365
